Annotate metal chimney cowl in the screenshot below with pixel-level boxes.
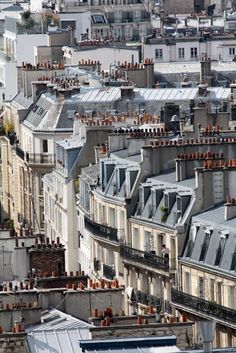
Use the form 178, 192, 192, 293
198, 320, 216, 353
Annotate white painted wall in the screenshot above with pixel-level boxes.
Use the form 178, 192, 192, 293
64, 46, 140, 71
15, 34, 48, 65
0, 58, 17, 101
58, 12, 91, 43
143, 38, 236, 63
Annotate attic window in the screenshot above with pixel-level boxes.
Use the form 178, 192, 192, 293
91, 14, 106, 23
199, 232, 211, 262
214, 234, 228, 266
32, 104, 39, 113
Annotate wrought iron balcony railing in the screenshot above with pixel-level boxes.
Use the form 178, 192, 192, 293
171, 288, 236, 325
120, 244, 169, 271
103, 264, 115, 280
84, 216, 118, 242
16, 145, 55, 164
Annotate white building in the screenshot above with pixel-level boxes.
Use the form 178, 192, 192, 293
63, 45, 140, 71
143, 36, 236, 63
43, 118, 114, 272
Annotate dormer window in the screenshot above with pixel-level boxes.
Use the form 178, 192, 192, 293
186, 225, 199, 257
177, 194, 191, 217
199, 231, 211, 262
230, 248, 236, 271
215, 233, 228, 266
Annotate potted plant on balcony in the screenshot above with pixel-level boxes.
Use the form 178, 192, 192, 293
160, 206, 169, 223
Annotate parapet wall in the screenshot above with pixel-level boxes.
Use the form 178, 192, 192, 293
90, 321, 194, 350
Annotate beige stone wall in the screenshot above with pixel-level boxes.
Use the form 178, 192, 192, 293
181, 263, 236, 307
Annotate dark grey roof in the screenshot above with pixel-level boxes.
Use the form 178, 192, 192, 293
150, 170, 196, 189
94, 155, 140, 201
80, 336, 179, 353
182, 205, 236, 276
134, 176, 193, 229
2, 4, 23, 11
192, 205, 236, 231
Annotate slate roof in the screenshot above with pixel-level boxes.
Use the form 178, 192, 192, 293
10, 91, 33, 110
23, 93, 76, 131
182, 205, 236, 276
133, 173, 194, 229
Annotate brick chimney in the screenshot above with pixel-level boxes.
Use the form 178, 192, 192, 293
120, 83, 134, 100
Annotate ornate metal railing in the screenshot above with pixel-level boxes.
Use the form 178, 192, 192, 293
16, 145, 55, 164
120, 244, 169, 271
171, 288, 236, 324
103, 264, 115, 280
84, 216, 118, 242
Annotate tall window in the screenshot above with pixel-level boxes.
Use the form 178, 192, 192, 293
178, 48, 185, 59
229, 48, 236, 56
190, 47, 198, 58
215, 235, 227, 266
42, 139, 48, 153
210, 279, 215, 301
199, 232, 211, 261
184, 272, 190, 294
198, 276, 204, 298
229, 286, 235, 309
155, 49, 163, 60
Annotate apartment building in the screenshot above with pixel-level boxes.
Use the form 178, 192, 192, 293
34, 0, 152, 41
0, 13, 75, 102
143, 35, 236, 63
172, 166, 236, 347
43, 117, 114, 271
0, 66, 85, 235
77, 120, 236, 323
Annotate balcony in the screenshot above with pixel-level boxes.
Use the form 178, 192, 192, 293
103, 264, 115, 280
171, 288, 236, 325
135, 290, 162, 307
120, 244, 169, 272
84, 216, 118, 243
16, 146, 55, 165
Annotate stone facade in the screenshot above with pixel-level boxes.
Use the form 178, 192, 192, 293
0, 333, 27, 353
89, 322, 194, 350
